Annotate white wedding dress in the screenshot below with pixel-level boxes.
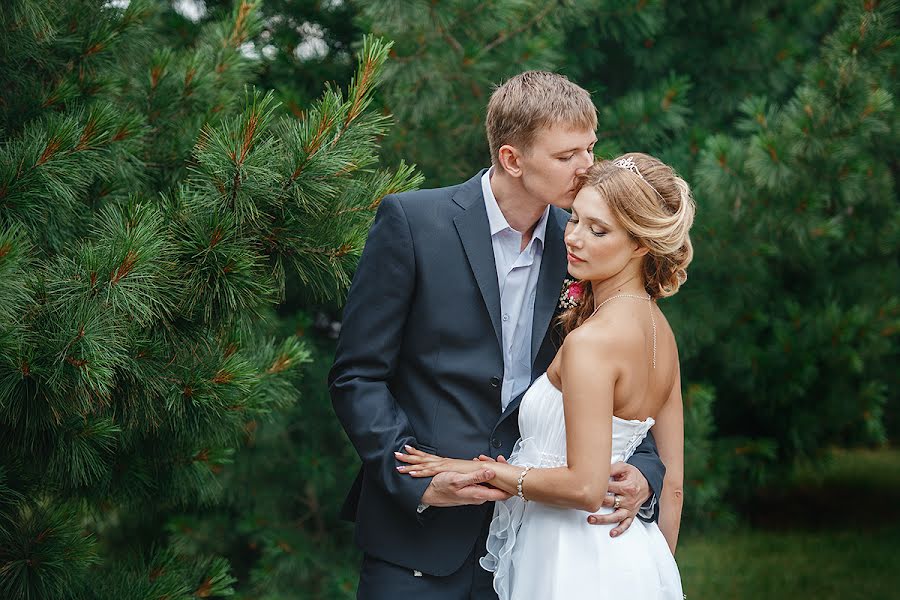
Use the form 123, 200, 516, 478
480, 373, 683, 599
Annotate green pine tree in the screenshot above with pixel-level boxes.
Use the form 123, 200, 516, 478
0, 0, 420, 598
687, 0, 899, 498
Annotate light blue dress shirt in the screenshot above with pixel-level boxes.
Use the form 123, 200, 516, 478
481, 169, 550, 412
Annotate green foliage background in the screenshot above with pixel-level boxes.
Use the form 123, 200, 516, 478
0, 0, 897, 598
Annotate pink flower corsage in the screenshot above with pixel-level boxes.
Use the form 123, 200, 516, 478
558, 278, 584, 310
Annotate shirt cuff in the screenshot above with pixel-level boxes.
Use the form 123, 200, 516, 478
638, 494, 657, 520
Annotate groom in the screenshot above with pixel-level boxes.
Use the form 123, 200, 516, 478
329, 71, 666, 599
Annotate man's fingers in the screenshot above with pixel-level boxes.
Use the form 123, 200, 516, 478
452, 482, 511, 504
497, 455, 508, 463
455, 468, 495, 487
608, 461, 630, 477
470, 486, 512, 502
606, 480, 639, 497
586, 508, 629, 525
600, 493, 615, 508
610, 516, 635, 537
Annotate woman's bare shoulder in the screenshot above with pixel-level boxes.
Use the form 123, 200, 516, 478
560, 310, 642, 363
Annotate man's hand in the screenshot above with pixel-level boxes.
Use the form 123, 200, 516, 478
586, 462, 651, 537
420, 470, 513, 507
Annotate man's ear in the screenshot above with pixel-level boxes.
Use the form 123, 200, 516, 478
497, 144, 524, 178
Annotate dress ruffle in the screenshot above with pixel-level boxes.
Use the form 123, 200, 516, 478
478, 436, 559, 600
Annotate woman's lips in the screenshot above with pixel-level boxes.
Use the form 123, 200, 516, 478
567, 252, 585, 264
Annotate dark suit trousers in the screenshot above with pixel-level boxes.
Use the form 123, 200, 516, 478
357, 511, 497, 600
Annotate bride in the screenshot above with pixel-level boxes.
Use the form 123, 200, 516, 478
396, 152, 694, 599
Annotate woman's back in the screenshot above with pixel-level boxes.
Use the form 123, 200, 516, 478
548, 298, 678, 423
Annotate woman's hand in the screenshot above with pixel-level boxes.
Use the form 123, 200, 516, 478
394, 445, 487, 477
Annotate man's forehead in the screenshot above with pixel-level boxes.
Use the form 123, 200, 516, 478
534, 124, 597, 150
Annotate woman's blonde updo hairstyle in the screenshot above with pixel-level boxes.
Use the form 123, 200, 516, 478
560, 152, 695, 334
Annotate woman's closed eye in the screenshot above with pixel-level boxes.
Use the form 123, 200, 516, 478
567, 217, 606, 237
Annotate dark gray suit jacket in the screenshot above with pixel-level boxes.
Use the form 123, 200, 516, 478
329, 170, 664, 576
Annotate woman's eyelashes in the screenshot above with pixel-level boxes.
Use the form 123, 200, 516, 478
567, 216, 607, 237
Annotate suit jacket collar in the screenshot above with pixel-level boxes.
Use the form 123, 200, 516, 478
530, 206, 569, 361
481, 168, 551, 248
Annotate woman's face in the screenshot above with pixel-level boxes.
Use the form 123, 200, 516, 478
564, 186, 645, 282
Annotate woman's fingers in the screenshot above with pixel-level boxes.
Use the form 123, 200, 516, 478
403, 444, 433, 457
394, 451, 424, 464
396, 464, 438, 476
408, 469, 435, 477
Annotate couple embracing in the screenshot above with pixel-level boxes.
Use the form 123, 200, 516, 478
329, 71, 694, 599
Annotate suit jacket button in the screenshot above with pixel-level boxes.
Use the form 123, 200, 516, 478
489, 376, 501, 388
491, 438, 502, 449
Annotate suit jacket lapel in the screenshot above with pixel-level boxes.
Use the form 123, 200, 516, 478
452, 171, 502, 347
530, 207, 569, 364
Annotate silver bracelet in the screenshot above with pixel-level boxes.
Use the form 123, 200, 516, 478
516, 466, 532, 501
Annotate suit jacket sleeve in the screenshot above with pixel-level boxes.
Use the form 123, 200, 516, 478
328, 195, 432, 518
626, 430, 665, 523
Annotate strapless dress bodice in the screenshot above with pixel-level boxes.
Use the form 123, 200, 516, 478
515, 372, 655, 468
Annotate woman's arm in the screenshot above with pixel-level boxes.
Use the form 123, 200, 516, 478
653, 360, 684, 554
397, 328, 618, 512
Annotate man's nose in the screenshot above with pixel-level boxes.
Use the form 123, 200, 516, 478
575, 151, 593, 174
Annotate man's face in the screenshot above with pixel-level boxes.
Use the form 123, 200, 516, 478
516, 125, 596, 209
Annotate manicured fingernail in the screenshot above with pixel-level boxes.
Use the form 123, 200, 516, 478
394, 451, 402, 456
404, 445, 413, 451
396, 466, 403, 471
409, 471, 417, 476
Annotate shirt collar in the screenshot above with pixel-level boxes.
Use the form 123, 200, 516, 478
481, 167, 550, 247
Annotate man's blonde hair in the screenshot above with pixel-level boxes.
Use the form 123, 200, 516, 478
486, 71, 597, 164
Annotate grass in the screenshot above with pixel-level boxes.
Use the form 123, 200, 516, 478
677, 447, 900, 599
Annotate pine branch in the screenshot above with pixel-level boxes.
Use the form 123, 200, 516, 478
475, 0, 564, 59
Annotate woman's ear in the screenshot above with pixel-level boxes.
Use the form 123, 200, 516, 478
497, 144, 523, 178
631, 243, 650, 258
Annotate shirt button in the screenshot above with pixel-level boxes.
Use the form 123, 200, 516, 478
502, 314, 510, 322
490, 376, 501, 388
491, 438, 503, 449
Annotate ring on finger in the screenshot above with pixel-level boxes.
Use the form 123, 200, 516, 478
613, 494, 622, 510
